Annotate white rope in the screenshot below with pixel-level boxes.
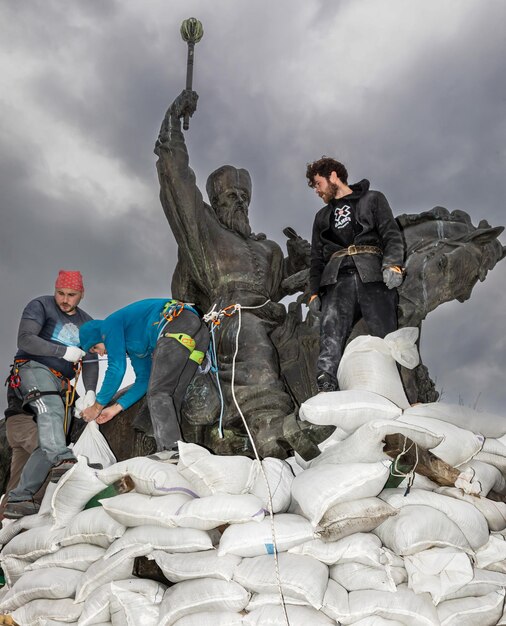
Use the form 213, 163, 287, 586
389, 435, 420, 494
229, 303, 290, 626
204, 298, 289, 625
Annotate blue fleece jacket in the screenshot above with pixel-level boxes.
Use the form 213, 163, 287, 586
79, 298, 173, 410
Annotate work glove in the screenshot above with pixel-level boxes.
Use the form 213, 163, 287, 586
74, 390, 96, 419
63, 346, 86, 363
383, 267, 404, 290
308, 295, 322, 315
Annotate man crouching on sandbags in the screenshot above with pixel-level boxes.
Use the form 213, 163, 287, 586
78, 298, 210, 452
306, 157, 405, 393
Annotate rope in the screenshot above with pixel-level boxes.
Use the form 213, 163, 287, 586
206, 299, 290, 626
64, 361, 82, 433
389, 435, 420, 496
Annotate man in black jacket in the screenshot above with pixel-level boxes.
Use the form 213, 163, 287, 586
307, 157, 405, 392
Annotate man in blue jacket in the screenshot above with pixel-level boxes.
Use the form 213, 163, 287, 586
307, 157, 405, 392
78, 298, 209, 452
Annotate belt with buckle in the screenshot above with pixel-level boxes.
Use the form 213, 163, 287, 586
331, 245, 382, 259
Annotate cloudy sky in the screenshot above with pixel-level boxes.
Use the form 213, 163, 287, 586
1, 0, 505, 416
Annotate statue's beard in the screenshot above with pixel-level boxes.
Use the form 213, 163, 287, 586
216, 204, 252, 238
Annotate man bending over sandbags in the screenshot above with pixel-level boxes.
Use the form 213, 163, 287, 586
78, 299, 210, 452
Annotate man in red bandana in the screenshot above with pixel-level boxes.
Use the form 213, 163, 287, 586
2, 271, 98, 519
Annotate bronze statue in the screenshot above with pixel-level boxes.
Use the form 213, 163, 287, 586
154, 90, 310, 458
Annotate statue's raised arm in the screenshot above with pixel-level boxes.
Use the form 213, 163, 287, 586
154, 89, 213, 303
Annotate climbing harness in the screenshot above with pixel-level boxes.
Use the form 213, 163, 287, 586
203, 298, 291, 625
5, 358, 82, 434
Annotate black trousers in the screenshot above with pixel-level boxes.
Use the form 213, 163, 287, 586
147, 310, 210, 451
318, 270, 398, 381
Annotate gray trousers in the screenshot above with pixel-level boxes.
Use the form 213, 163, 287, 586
147, 310, 210, 451
318, 271, 398, 381
8, 361, 75, 502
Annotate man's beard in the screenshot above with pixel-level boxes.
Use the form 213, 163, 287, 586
319, 181, 339, 204
216, 204, 252, 238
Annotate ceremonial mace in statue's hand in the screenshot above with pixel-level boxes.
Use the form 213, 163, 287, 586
180, 17, 204, 130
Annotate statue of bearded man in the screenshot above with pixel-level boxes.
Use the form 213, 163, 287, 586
154, 90, 309, 458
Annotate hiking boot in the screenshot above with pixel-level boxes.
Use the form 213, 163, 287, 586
3, 500, 40, 519
50, 458, 78, 483
316, 372, 338, 393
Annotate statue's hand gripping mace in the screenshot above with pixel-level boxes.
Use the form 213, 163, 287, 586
180, 18, 204, 130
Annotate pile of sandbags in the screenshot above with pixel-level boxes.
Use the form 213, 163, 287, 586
1, 327, 506, 625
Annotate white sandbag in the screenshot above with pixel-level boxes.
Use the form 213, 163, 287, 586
440, 569, 506, 602
109, 580, 165, 626
316, 497, 398, 542
323, 579, 440, 625
244, 605, 335, 625
150, 549, 240, 583
285, 456, 305, 477
51, 456, 108, 528
37, 481, 58, 516
337, 329, 420, 409
379, 488, 490, 551
75, 544, 150, 603
218, 514, 313, 557
97, 456, 196, 497
398, 413, 485, 467
26, 543, 105, 572
169, 494, 265, 530
353, 615, 403, 626
437, 486, 506, 532
404, 547, 473, 604
72, 421, 116, 468
78, 587, 112, 626
177, 442, 257, 496
78, 578, 165, 626
246, 592, 308, 610
159, 578, 250, 626
291, 461, 391, 525
250, 458, 294, 513
458, 460, 506, 496
437, 588, 505, 625
0, 524, 64, 560
59, 506, 126, 549
0, 567, 82, 612
11, 597, 83, 626
0, 555, 31, 587
172, 613, 243, 626
397, 471, 439, 491
234, 553, 329, 609
475, 534, 506, 573
99, 492, 192, 528
299, 389, 401, 429
330, 561, 407, 593
104, 525, 213, 559
0, 511, 50, 547
289, 532, 384, 566
474, 450, 506, 477
311, 419, 442, 466
481, 437, 506, 460
373, 505, 471, 555
401, 401, 506, 439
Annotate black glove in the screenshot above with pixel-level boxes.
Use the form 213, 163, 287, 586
308, 295, 321, 315
383, 267, 403, 290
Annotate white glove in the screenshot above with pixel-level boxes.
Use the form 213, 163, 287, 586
74, 390, 97, 418
63, 346, 86, 363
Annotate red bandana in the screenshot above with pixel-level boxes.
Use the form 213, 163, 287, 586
55, 270, 84, 291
